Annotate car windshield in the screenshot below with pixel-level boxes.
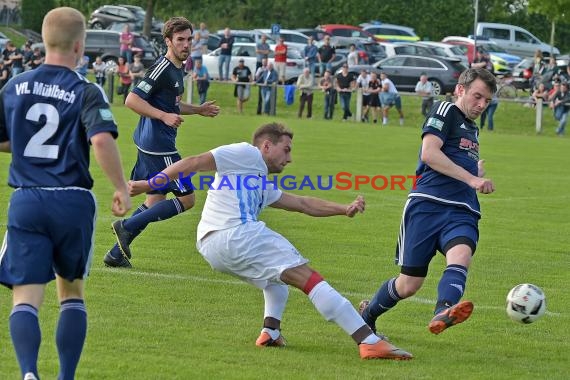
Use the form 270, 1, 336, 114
479, 43, 508, 53
449, 46, 465, 55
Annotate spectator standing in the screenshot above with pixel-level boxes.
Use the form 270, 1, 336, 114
319, 69, 335, 120
366, 71, 382, 123
0, 60, 8, 89
130, 54, 145, 89
380, 71, 405, 125
347, 44, 359, 67
232, 58, 253, 114
22, 42, 33, 70
303, 36, 318, 81
198, 22, 209, 54
274, 37, 288, 85
336, 64, 356, 121
218, 27, 234, 81
116, 56, 131, 104
480, 94, 498, 131
318, 36, 336, 75
103, 16, 220, 268
190, 31, 203, 69
193, 59, 210, 104
255, 57, 269, 115
255, 34, 271, 71
4, 41, 23, 77
119, 23, 134, 64
0, 8, 131, 380
92, 55, 107, 87
551, 81, 570, 136
471, 49, 492, 72
356, 68, 371, 122
415, 73, 435, 117
257, 62, 278, 115
296, 67, 314, 119
29, 47, 44, 70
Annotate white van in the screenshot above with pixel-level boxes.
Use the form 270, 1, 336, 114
476, 22, 559, 58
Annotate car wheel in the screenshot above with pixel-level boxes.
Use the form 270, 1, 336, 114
429, 79, 443, 96
90, 21, 103, 30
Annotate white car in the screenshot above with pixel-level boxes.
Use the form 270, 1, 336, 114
201, 42, 304, 84
418, 41, 469, 67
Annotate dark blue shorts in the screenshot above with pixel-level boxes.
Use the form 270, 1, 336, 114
130, 150, 195, 196
0, 188, 96, 288
394, 197, 479, 276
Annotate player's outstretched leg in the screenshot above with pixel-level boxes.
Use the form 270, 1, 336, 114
428, 300, 474, 335
255, 284, 288, 348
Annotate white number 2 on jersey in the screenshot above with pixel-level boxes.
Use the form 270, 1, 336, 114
23, 103, 60, 159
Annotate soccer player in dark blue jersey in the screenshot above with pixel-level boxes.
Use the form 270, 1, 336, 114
104, 17, 219, 268
0, 7, 131, 380
360, 68, 497, 337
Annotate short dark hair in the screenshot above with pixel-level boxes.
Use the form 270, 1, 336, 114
253, 123, 293, 146
458, 68, 497, 94
162, 17, 193, 41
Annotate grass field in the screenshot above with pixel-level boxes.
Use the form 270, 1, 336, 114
0, 82, 569, 379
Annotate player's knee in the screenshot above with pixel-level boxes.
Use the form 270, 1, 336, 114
303, 271, 324, 295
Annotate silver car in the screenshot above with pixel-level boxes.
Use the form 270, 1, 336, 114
201, 42, 304, 84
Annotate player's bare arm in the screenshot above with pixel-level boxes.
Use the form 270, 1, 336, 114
91, 132, 131, 216
271, 193, 365, 217
421, 134, 495, 194
129, 151, 217, 196
179, 100, 220, 117
125, 91, 184, 128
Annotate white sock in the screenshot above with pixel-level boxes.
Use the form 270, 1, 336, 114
263, 283, 289, 321
308, 281, 366, 336
261, 327, 281, 339
361, 334, 381, 345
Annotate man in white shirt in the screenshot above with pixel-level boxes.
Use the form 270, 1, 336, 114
129, 122, 413, 360
415, 73, 435, 117
380, 71, 405, 125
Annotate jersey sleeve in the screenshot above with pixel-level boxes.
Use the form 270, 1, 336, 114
131, 59, 163, 101
421, 101, 453, 142
211, 143, 259, 175
81, 83, 118, 141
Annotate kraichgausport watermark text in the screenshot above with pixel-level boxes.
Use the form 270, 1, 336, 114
147, 172, 421, 191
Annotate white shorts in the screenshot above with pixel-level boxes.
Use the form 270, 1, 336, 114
274, 62, 286, 79
196, 221, 308, 289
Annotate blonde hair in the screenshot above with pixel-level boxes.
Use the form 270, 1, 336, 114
42, 7, 85, 53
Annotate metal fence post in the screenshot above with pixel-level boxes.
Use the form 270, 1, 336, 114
270, 83, 277, 115
535, 98, 543, 134
186, 74, 194, 104
106, 71, 114, 103
355, 88, 362, 122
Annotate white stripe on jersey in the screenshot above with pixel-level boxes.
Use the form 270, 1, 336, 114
0, 231, 7, 265
408, 193, 481, 217
436, 101, 453, 117
149, 58, 170, 81
136, 146, 178, 155
396, 198, 412, 265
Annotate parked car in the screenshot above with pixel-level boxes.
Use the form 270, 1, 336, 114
254, 28, 308, 50
215, 29, 275, 45
316, 24, 377, 41
417, 41, 469, 67
32, 30, 158, 69
380, 42, 434, 57
442, 36, 522, 74
295, 28, 331, 42
118, 4, 164, 32
476, 22, 559, 58
338, 55, 465, 95
107, 22, 165, 55
511, 58, 534, 90
201, 42, 304, 84
88, 5, 137, 30
332, 38, 387, 64
360, 22, 420, 42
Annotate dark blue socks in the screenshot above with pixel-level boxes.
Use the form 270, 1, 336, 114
363, 278, 402, 331
56, 299, 87, 380
10, 304, 40, 378
434, 264, 468, 314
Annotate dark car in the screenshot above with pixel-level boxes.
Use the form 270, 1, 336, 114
32, 30, 158, 68
118, 4, 164, 32
339, 55, 465, 95
334, 38, 386, 64
107, 22, 165, 55
88, 5, 138, 30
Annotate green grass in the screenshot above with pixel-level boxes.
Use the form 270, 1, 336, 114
0, 83, 569, 379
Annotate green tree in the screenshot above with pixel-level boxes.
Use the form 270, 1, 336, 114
528, 0, 570, 53
22, 0, 55, 31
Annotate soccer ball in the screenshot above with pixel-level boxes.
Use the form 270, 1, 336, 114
506, 283, 546, 324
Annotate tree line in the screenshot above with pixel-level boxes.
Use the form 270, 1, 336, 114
23, 0, 570, 54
